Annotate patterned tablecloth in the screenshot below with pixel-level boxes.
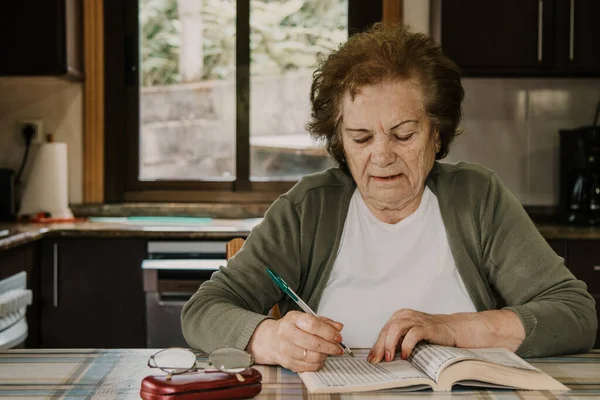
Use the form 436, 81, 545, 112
1, 349, 599, 399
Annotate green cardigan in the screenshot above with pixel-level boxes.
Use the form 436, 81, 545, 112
181, 162, 597, 357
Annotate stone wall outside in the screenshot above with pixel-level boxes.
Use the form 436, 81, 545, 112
139, 69, 331, 180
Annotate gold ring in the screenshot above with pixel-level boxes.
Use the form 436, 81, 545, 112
302, 349, 307, 361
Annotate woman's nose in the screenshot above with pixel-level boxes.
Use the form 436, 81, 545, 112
371, 137, 395, 166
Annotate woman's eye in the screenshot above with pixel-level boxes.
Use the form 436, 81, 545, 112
396, 133, 415, 142
353, 137, 371, 144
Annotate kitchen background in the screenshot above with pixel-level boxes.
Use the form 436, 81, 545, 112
2, 76, 600, 207
1, 1, 599, 208
1, 0, 599, 351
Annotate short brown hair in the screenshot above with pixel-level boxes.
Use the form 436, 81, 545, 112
307, 23, 464, 173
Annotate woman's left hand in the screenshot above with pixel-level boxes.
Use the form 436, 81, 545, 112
368, 309, 526, 363
368, 309, 458, 363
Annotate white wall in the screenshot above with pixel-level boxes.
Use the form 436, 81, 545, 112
0, 77, 83, 204
447, 78, 600, 205
404, 0, 600, 205
403, 0, 430, 34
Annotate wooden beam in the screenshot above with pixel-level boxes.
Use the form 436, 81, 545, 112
83, 0, 105, 203
383, 0, 403, 24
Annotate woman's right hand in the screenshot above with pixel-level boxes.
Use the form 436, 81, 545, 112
246, 311, 345, 372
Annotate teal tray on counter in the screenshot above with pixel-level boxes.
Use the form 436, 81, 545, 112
88, 216, 214, 225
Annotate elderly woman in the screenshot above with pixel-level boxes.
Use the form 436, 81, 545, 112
181, 23, 597, 372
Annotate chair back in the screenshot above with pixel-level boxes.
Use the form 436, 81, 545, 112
226, 238, 280, 319
225, 238, 245, 260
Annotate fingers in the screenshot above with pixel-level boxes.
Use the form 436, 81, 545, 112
369, 310, 424, 363
383, 323, 408, 361
288, 360, 326, 373
370, 325, 391, 364
292, 313, 343, 356
292, 333, 343, 357
288, 325, 343, 357
285, 344, 327, 372
294, 313, 342, 341
370, 323, 409, 363
291, 345, 328, 364
372, 325, 426, 362
287, 357, 326, 373
274, 314, 332, 372
368, 310, 459, 363
269, 311, 343, 372
319, 316, 344, 331
401, 327, 427, 359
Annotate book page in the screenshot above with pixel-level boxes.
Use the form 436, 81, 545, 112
299, 350, 432, 393
469, 348, 538, 370
408, 343, 479, 382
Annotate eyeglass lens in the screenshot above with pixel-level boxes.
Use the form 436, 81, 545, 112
208, 348, 253, 373
153, 348, 196, 373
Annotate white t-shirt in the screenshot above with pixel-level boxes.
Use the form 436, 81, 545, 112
316, 186, 477, 348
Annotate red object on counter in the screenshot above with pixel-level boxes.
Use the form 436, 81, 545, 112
16, 212, 84, 224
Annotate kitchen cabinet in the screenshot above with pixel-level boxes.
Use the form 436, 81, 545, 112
544, 238, 600, 348
554, 0, 600, 71
40, 238, 146, 348
543, 238, 599, 347
0, 243, 40, 347
349, 1, 382, 35
565, 240, 600, 348
546, 239, 567, 259
567, 241, 600, 296
0, 0, 83, 79
439, 0, 600, 76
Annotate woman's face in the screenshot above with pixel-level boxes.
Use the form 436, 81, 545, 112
340, 79, 438, 211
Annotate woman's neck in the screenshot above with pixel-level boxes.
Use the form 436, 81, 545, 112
362, 190, 424, 224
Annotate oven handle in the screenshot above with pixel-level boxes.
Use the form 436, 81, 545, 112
141, 259, 226, 271
146, 292, 192, 306
157, 298, 190, 307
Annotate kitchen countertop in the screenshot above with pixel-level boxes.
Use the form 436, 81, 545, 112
0, 218, 263, 251
535, 223, 600, 240
0, 218, 599, 252
71, 202, 270, 219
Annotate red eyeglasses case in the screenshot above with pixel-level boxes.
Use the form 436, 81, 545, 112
140, 368, 262, 400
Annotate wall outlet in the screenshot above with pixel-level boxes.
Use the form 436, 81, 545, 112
17, 119, 44, 144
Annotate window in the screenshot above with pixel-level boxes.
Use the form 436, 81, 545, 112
104, 0, 381, 202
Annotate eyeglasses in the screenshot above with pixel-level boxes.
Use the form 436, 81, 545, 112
147, 347, 254, 382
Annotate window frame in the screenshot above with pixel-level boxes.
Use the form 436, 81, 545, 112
104, 0, 383, 203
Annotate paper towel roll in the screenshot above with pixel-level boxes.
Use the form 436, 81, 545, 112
18, 142, 73, 219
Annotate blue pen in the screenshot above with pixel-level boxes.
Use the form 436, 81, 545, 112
266, 268, 355, 358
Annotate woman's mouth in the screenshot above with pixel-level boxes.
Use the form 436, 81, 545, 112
371, 173, 402, 182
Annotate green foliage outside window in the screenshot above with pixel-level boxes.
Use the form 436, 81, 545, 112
140, 0, 347, 86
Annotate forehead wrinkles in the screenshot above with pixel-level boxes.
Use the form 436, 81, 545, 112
344, 82, 424, 114
338, 82, 429, 144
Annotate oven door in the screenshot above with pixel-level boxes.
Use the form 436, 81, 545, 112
142, 259, 222, 348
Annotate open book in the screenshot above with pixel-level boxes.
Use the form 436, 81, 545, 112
299, 343, 569, 393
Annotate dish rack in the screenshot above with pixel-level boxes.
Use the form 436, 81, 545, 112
0, 272, 32, 348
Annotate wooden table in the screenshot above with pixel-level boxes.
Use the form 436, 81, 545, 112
1, 349, 599, 399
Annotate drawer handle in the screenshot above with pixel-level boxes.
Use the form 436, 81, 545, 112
537, 0, 543, 62
53, 243, 59, 308
569, 0, 575, 61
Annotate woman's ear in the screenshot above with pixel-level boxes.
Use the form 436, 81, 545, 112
433, 130, 441, 154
